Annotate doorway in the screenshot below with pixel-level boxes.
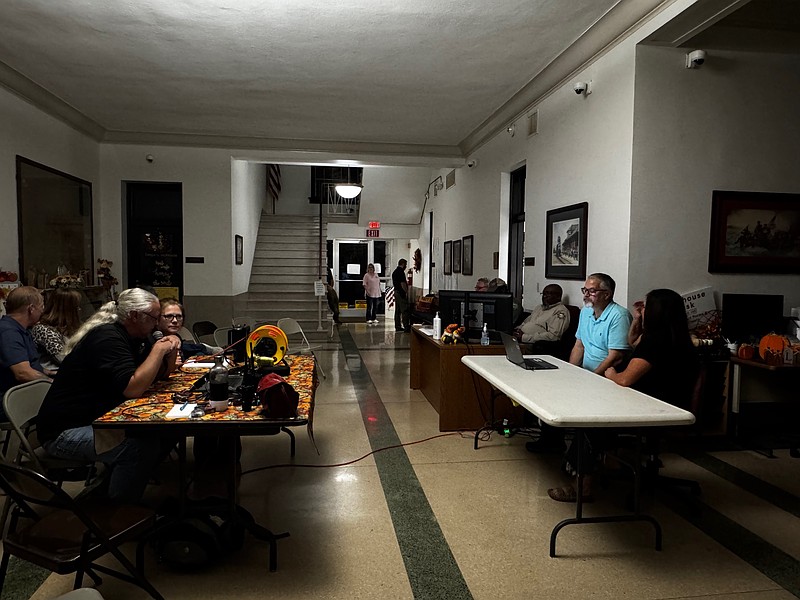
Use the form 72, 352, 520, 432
332, 239, 388, 311
508, 166, 526, 299
125, 182, 183, 298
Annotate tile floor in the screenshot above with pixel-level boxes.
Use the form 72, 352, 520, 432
26, 319, 800, 599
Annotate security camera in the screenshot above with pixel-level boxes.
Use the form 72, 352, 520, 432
466, 159, 478, 169
685, 49, 706, 69
573, 81, 587, 95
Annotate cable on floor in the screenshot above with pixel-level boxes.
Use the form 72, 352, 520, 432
241, 431, 473, 476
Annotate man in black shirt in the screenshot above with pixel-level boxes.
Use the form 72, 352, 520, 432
37, 288, 179, 502
391, 259, 410, 332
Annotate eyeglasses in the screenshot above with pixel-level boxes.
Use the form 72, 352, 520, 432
141, 312, 160, 322
581, 287, 605, 296
161, 314, 184, 322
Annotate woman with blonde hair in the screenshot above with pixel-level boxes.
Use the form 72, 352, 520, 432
30, 288, 83, 371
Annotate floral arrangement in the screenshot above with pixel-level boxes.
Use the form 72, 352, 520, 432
97, 258, 119, 289
49, 275, 83, 289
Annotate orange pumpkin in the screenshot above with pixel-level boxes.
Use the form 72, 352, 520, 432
738, 344, 755, 360
758, 333, 789, 360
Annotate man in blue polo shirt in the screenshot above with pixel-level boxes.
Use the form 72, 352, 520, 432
570, 272, 632, 373
0, 286, 50, 416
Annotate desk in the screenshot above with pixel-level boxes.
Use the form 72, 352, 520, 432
729, 357, 800, 453
93, 355, 317, 571
461, 355, 694, 557
410, 326, 523, 431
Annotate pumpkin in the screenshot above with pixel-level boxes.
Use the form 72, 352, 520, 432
738, 344, 755, 360
758, 333, 789, 360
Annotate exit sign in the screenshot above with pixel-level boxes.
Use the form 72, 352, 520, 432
366, 229, 380, 238
368, 221, 381, 229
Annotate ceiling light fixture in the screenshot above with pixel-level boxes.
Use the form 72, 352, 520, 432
334, 166, 363, 199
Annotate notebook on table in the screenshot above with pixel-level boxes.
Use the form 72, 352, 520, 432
499, 332, 558, 370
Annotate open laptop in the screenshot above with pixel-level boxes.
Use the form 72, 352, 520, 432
499, 332, 558, 370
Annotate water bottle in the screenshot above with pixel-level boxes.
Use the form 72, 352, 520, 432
208, 355, 230, 402
433, 312, 442, 339
480, 323, 490, 346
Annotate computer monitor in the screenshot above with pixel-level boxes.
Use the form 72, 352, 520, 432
722, 293, 784, 343
464, 292, 514, 336
437, 290, 468, 327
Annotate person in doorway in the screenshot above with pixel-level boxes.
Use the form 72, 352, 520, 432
363, 263, 382, 325
392, 258, 410, 332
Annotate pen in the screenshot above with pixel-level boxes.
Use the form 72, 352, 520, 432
180, 399, 189, 411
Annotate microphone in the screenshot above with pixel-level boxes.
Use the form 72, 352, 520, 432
152, 330, 164, 341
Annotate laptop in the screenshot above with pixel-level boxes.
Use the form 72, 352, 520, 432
499, 332, 558, 370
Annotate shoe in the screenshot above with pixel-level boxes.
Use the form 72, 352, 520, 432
547, 485, 594, 503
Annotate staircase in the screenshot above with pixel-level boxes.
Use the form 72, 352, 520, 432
234, 213, 334, 343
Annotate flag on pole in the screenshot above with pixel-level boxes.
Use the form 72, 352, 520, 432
267, 164, 282, 202
386, 286, 395, 308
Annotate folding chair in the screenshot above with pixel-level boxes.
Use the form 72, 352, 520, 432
214, 327, 233, 348
191, 320, 218, 346
277, 318, 326, 379
0, 463, 163, 600
1, 380, 96, 535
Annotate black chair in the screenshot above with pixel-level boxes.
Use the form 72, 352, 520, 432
0, 463, 163, 599
192, 320, 218, 346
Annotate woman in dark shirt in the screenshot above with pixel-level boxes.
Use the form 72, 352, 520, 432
605, 288, 698, 409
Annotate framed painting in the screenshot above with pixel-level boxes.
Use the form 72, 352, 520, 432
235, 234, 244, 265
443, 240, 452, 275
452, 239, 462, 274
708, 190, 800, 273
461, 235, 474, 276
545, 202, 588, 280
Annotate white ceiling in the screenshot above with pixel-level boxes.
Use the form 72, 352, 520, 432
0, 0, 646, 156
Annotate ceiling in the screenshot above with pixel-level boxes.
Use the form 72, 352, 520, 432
0, 1, 794, 158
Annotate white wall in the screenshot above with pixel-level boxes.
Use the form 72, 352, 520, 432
273, 165, 314, 215
231, 160, 266, 294
0, 86, 99, 273
99, 145, 233, 296
631, 46, 800, 312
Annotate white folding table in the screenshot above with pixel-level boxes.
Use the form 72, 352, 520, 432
461, 354, 695, 556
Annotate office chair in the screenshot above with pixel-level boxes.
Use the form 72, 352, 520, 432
0, 462, 163, 599
277, 317, 326, 379
191, 320, 218, 346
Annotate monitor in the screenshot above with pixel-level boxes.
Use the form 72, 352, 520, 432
437, 290, 468, 328
464, 292, 514, 337
721, 293, 784, 343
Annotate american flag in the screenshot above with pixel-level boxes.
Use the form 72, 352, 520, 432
267, 164, 282, 202
385, 286, 394, 308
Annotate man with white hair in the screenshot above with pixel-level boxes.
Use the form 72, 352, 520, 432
37, 287, 180, 502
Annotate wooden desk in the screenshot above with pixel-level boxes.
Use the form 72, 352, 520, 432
729, 357, 800, 451
409, 326, 523, 431
93, 355, 317, 572
462, 355, 695, 557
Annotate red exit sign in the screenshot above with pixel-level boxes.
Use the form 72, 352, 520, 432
368, 221, 381, 229
366, 229, 380, 238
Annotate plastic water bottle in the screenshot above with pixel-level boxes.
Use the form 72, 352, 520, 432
480, 323, 490, 346
433, 312, 442, 339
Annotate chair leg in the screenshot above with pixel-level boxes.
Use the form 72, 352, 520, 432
107, 543, 165, 600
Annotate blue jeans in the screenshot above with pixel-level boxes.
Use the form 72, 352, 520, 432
43, 426, 162, 503
366, 296, 379, 321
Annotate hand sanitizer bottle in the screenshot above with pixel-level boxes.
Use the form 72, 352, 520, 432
481, 323, 490, 346
433, 312, 442, 339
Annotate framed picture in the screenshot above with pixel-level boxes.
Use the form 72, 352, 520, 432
452, 239, 462, 274
545, 202, 588, 280
708, 190, 800, 273
235, 234, 243, 265
443, 240, 452, 275
461, 235, 474, 276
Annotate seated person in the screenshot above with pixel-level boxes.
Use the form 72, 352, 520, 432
36, 288, 180, 503
157, 298, 222, 367
626, 299, 645, 347
30, 288, 83, 372
513, 284, 570, 345
604, 288, 698, 408
487, 277, 508, 293
474, 278, 489, 292
0, 286, 50, 418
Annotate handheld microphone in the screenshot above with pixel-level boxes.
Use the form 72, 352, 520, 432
152, 330, 164, 341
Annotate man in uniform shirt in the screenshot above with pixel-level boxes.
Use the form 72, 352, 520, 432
513, 284, 570, 344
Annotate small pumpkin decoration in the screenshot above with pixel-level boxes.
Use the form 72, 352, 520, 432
758, 333, 789, 360
738, 344, 755, 360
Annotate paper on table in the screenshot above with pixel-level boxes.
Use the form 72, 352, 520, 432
165, 403, 197, 419
418, 327, 435, 336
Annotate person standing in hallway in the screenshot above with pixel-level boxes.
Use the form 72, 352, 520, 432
392, 258, 410, 332
363, 263, 382, 325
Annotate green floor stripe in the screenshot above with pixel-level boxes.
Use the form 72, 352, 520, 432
340, 329, 473, 600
